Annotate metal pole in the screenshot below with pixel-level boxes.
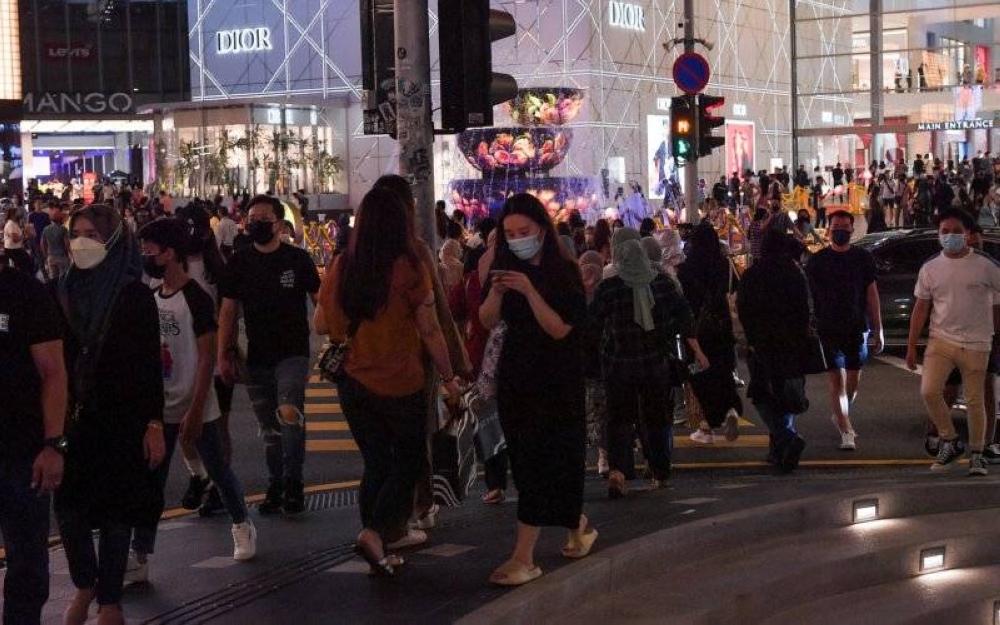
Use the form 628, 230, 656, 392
394, 0, 438, 248
789, 0, 799, 172
683, 0, 699, 224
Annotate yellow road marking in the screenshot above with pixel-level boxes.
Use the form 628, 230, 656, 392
675, 434, 771, 448
309, 374, 322, 383
737, 417, 755, 427
307, 421, 349, 432
306, 388, 338, 398
307, 439, 359, 452
305, 403, 342, 415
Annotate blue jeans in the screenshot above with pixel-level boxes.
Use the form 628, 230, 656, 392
132, 420, 249, 554
247, 356, 310, 483
0, 457, 50, 624
755, 400, 798, 454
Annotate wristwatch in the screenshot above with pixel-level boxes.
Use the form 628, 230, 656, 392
43, 436, 68, 455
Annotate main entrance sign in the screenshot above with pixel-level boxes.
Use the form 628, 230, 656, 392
217, 28, 272, 55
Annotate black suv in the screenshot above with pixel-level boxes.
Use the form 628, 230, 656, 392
854, 228, 1000, 346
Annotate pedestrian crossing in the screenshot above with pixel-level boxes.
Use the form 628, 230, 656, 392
305, 373, 358, 453
303, 369, 766, 455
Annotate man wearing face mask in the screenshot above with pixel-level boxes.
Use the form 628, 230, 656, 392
805, 211, 883, 451
907, 210, 1000, 475
217, 196, 321, 515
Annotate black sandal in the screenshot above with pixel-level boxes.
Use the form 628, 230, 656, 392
354, 542, 395, 577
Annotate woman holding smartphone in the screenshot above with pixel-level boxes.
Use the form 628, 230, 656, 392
480, 194, 596, 587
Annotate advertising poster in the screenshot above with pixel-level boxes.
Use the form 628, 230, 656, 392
646, 114, 674, 199
82, 171, 97, 205
725, 121, 755, 177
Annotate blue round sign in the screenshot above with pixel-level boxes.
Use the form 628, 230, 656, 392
672, 52, 710, 95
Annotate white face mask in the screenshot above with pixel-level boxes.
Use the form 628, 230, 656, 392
70, 222, 122, 270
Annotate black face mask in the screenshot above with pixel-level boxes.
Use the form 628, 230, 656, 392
831, 229, 851, 246
249, 220, 276, 245
143, 256, 166, 280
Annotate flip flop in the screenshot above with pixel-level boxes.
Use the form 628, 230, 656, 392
489, 559, 543, 586
561, 528, 599, 559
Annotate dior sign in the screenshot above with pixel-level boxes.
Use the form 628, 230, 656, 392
608, 1, 646, 31
216, 28, 272, 55
23, 92, 134, 115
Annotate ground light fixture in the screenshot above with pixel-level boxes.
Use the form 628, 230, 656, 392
919, 547, 946, 573
852, 499, 879, 523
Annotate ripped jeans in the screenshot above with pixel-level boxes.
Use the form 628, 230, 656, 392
247, 356, 310, 483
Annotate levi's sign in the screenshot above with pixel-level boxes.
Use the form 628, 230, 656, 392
608, 1, 646, 31
917, 119, 995, 131
23, 92, 134, 115
217, 27, 272, 55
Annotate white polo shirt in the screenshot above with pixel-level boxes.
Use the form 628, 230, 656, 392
915, 249, 1000, 351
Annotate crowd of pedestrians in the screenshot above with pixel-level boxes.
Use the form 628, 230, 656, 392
2, 151, 1000, 622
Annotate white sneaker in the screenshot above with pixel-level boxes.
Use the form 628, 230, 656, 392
123, 550, 148, 585
387, 529, 428, 550
839, 430, 857, 451
232, 521, 257, 561
689, 429, 715, 445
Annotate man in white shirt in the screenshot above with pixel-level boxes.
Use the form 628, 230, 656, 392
213, 207, 239, 261
906, 210, 1000, 475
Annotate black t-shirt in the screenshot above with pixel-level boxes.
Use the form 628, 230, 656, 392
219, 243, 320, 366
0, 267, 61, 459
805, 246, 877, 337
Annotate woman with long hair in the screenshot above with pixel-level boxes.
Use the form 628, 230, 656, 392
371, 175, 470, 536
677, 222, 743, 444
480, 193, 597, 586
591, 218, 613, 263
318, 187, 461, 576
57, 204, 165, 624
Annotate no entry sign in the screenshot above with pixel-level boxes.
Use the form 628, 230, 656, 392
672, 52, 710, 95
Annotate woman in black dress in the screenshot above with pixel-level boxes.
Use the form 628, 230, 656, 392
677, 222, 744, 444
57, 204, 165, 624
480, 194, 596, 586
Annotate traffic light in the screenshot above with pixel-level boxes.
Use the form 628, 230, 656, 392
438, 0, 519, 132
697, 94, 725, 157
670, 95, 696, 164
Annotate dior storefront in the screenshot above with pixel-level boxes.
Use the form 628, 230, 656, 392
152, 0, 814, 214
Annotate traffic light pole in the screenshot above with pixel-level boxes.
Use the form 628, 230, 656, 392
682, 0, 699, 224
394, 0, 438, 247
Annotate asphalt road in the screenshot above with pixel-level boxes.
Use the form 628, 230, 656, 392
157, 343, 976, 512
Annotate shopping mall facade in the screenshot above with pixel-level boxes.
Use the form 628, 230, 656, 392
0, 0, 997, 210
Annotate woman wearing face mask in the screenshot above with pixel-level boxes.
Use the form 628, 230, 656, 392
57, 204, 165, 625
480, 194, 596, 586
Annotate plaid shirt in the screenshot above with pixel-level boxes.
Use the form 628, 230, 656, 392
590, 274, 694, 380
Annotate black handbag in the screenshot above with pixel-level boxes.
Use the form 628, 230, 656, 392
796, 265, 829, 375
467, 389, 506, 462
317, 319, 361, 383
432, 395, 477, 507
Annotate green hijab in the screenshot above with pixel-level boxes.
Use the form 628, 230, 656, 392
613, 239, 656, 331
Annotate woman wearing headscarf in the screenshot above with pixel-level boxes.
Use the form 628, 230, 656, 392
57, 204, 164, 624
579, 251, 610, 475
737, 230, 811, 473
480, 194, 596, 586
601, 226, 642, 279
677, 222, 744, 444
591, 238, 706, 497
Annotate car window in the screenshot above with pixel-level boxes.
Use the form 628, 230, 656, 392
875, 239, 940, 274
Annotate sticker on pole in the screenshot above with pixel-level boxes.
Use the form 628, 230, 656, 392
672, 52, 710, 95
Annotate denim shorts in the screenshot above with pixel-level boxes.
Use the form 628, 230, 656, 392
821, 333, 868, 371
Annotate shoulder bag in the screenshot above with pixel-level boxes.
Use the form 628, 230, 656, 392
317, 319, 361, 383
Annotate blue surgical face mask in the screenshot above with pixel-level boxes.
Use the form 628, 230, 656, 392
939, 232, 967, 254
508, 232, 543, 261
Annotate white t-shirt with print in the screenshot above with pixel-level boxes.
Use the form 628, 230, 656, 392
915, 249, 1000, 351
156, 280, 219, 424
